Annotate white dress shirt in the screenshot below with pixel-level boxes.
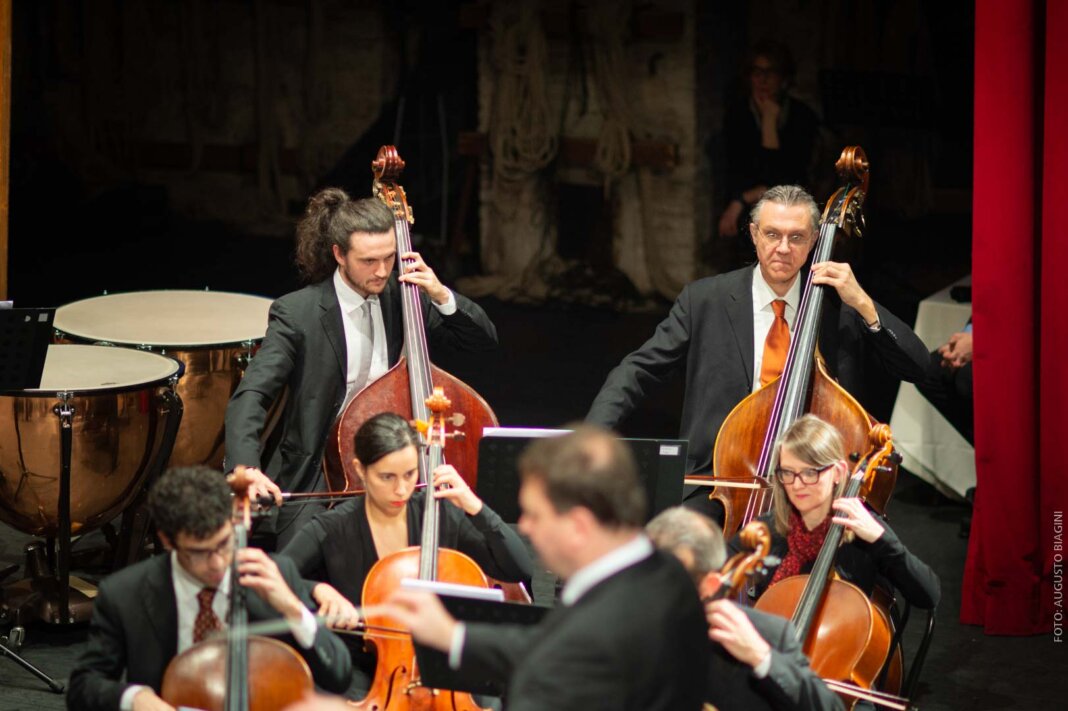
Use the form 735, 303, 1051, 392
751, 265, 802, 392
333, 268, 458, 414
558, 534, 654, 606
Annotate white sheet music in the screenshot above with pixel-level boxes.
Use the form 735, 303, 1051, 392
481, 427, 571, 438
400, 578, 506, 602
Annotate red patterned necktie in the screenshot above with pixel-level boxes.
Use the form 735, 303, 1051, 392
760, 299, 790, 387
193, 587, 221, 643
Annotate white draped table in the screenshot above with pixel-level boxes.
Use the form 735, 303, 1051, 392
888, 276, 975, 499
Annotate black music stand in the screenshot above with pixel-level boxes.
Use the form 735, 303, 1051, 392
0, 306, 65, 692
476, 428, 689, 524
0, 306, 54, 390
412, 588, 550, 697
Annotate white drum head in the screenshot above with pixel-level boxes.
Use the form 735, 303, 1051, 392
55, 290, 274, 347
33, 344, 179, 392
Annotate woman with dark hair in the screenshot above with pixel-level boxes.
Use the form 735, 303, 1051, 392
279, 412, 533, 694
716, 40, 820, 257
728, 415, 940, 610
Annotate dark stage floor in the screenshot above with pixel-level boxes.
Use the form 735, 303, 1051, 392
2, 214, 1064, 710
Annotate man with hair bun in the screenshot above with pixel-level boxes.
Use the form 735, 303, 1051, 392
224, 187, 497, 549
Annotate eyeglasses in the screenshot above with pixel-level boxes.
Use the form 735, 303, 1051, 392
774, 464, 833, 485
176, 533, 235, 563
756, 227, 812, 247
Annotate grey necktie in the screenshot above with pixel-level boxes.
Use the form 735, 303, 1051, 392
353, 299, 375, 392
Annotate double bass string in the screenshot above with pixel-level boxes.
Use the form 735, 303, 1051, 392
745, 195, 848, 528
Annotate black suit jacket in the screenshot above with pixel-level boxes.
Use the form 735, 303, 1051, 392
224, 275, 497, 498
457, 549, 709, 711
707, 607, 844, 711
587, 265, 929, 472
66, 553, 352, 711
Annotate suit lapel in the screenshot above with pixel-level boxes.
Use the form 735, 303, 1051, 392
318, 280, 347, 376
142, 555, 179, 659
724, 268, 756, 390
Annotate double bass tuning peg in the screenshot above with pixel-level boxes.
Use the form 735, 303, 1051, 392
412, 388, 468, 445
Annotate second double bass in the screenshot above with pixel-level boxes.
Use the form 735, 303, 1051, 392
708, 147, 897, 537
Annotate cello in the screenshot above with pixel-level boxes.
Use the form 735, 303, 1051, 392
753, 424, 904, 709
161, 468, 315, 710
323, 146, 498, 494
355, 388, 494, 711
700, 520, 779, 603
706, 146, 897, 538
701, 517, 912, 710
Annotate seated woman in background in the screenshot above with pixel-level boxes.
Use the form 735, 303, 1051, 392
729, 414, 940, 611
279, 412, 534, 695
716, 39, 820, 264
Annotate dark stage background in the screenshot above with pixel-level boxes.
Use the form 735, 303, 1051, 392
2, 2, 1063, 710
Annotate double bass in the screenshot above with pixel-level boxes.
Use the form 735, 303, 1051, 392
707, 146, 897, 537
355, 388, 494, 711
161, 468, 314, 710
754, 424, 904, 709
323, 146, 498, 494
323, 145, 528, 605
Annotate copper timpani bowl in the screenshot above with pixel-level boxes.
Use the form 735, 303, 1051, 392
53, 290, 275, 470
0, 344, 181, 537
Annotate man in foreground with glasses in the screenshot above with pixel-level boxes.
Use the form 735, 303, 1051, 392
67, 466, 352, 711
587, 184, 928, 522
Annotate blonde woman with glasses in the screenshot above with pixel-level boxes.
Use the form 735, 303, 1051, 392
727, 415, 940, 611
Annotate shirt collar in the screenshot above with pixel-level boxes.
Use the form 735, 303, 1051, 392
752, 264, 802, 315
333, 268, 378, 316
560, 534, 653, 606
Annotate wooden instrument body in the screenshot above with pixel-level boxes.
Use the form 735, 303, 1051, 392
324, 359, 498, 493
710, 356, 894, 536
161, 636, 314, 711
355, 547, 490, 711
753, 426, 904, 709
755, 575, 901, 705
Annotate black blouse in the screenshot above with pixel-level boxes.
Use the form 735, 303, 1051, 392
727, 511, 941, 610
278, 490, 534, 605
722, 95, 820, 204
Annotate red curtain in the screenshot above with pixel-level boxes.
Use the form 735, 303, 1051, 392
965, 0, 1067, 635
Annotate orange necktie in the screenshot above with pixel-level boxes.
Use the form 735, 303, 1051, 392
759, 299, 790, 387
193, 587, 221, 643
